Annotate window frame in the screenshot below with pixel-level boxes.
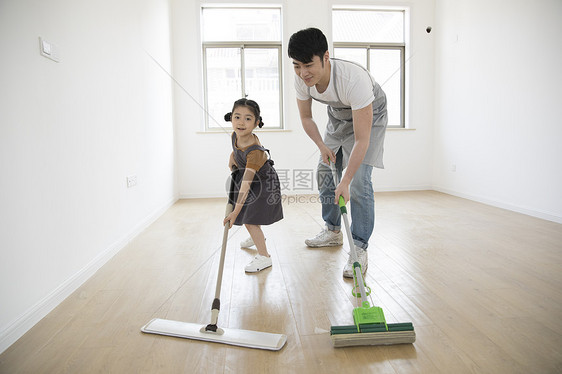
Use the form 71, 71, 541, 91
332, 8, 407, 129
201, 7, 284, 132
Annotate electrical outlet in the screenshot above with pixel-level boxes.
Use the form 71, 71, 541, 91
451, 164, 457, 172
127, 175, 137, 188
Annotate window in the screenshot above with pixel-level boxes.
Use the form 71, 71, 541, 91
333, 8, 406, 128
201, 7, 283, 130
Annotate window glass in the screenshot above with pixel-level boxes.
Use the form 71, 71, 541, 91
370, 49, 402, 127
202, 8, 281, 42
244, 48, 280, 128
205, 48, 242, 128
333, 48, 367, 67
333, 10, 404, 43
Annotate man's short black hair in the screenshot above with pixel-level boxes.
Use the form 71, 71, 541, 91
288, 28, 328, 64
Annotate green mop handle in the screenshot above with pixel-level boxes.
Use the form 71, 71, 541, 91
338, 196, 346, 212
339, 200, 369, 302
330, 161, 369, 304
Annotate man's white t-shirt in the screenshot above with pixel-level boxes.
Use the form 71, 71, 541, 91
294, 59, 375, 110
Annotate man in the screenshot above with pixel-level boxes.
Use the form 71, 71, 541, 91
288, 28, 387, 278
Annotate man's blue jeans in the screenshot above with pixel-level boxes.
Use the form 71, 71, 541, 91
318, 150, 374, 250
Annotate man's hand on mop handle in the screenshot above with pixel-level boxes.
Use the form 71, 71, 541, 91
328, 157, 350, 205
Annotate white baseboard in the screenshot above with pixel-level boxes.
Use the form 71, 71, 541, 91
375, 184, 433, 192
178, 192, 226, 199
433, 186, 562, 224
0, 196, 178, 355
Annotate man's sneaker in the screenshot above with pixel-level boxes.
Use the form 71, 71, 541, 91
245, 255, 272, 273
305, 228, 343, 247
343, 247, 368, 278
240, 237, 266, 249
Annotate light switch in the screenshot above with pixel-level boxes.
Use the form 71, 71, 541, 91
41, 39, 51, 55
39, 37, 60, 62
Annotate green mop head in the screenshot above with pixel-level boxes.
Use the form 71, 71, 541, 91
354, 300, 387, 331
330, 296, 416, 347
329, 190, 416, 347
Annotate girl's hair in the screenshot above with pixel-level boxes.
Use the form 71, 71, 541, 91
288, 27, 328, 64
224, 98, 264, 128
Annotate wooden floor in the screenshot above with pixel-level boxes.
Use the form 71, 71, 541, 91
1, 191, 561, 373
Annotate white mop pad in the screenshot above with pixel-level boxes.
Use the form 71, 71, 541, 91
141, 318, 287, 351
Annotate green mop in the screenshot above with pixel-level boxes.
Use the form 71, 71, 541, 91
328, 162, 415, 347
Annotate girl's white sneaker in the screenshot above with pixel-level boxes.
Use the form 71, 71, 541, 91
240, 237, 255, 248
244, 255, 272, 273
240, 237, 266, 249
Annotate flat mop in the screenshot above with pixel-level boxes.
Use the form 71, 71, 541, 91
141, 171, 287, 351
328, 162, 415, 347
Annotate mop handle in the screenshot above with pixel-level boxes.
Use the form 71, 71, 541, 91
337, 197, 358, 266
214, 203, 233, 299
330, 161, 369, 302
340, 203, 368, 302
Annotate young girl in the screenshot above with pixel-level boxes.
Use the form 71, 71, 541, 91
223, 98, 283, 273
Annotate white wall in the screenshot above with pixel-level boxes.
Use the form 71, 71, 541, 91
433, 0, 562, 223
173, 0, 436, 198
0, 0, 177, 353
